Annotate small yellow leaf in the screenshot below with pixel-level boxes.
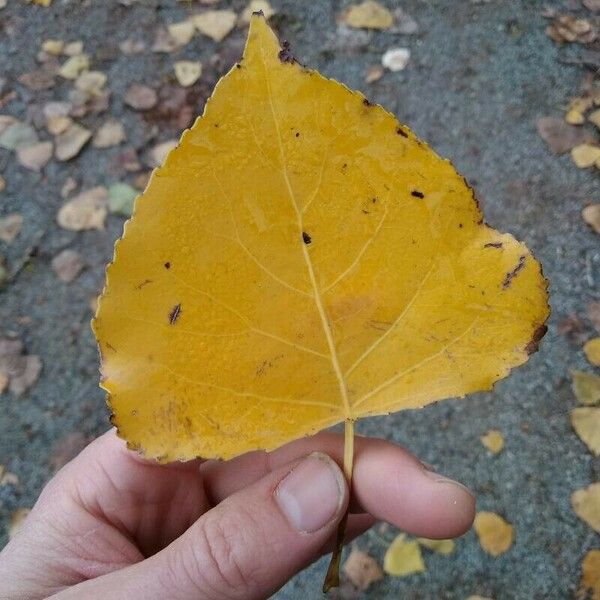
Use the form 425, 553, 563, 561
583, 204, 600, 235
565, 109, 585, 125
240, 0, 276, 24
41, 39, 64, 55
174, 61, 203, 87
480, 430, 504, 454
93, 15, 549, 462
473, 512, 514, 556
58, 54, 89, 80
572, 483, 600, 533
584, 338, 600, 366
571, 407, 600, 455
168, 20, 196, 47
572, 370, 600, 406
342, 0, 394, 30
342, 548, 384, 590
417, 537, 455, 555
383, 534, 425, 577
589, 109, 600, 128
193, 10, 237, 41
579, 549, 600, 600
571, 144, 600, 168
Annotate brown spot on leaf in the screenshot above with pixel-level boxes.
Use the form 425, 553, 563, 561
278, 41, 296, 63
137, 279, 153, 289
397, 127, 408, 137
484, 242, 503, 249
411, 190, 424, 199
502, 255, 527, 289
302, 231, 312, 245
525, 324, 548, 355
169, 303, 182, 324
363, 98, 373, 107
164, 261, 171, 269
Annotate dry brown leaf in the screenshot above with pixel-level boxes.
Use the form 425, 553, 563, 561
571, 407, 600, 455
57, 186, 108, 231
148, 139, 178, 167
193, 10, 237, 41
342, 0, 394, 30
579, 549, 600, 600
571, 144, 600, 167
55, 123, 91, 161
417, 538, 455, 555
0, 213, 23, 244
240, 0, 276, 25
572, 370, 600, 406
93, 119, 126, 148
18, 68, 55, 91
0, 371, 8, 394
584, 338, 600, 366
583, 204, 600, 234
0, 340, 42, 396
16, 141, 53, 172
174, 61, 203, 87
589, 302, 600, 332
381, 48, 410, 72
546, 15, 597, 44
473, 512, 514, 556
572, 483, 600, 533
0, 175, 5, 193
8, 508, 30, 539
342, 548, 384, 591
480, 430, 505, 454
168, 20, 196, 46
383, 534, 425, 576
51, 249, 84, 283
58, 54, 89, 80
124, 84, 158, 111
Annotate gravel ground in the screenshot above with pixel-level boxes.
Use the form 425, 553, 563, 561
1, 1, 599, 599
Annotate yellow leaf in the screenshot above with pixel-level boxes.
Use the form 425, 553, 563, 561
579, 549, 600, 600
572, 483, 600, 533
572, 370, 600, 406
93, 15, 549, 462
193, 10, 237, 42
342, 0, 394, 30
473, 512, 514, 556
565, 109, 585, 125
571, 407, 600, 455
584, 338, 600, 366
168, 20, 196, 47
383, 534, 425, 576
480, 430, 504, 454
342, 548, 384, 590
417, 537, 455, 555
58, 54, 89, 80
571, 143, 600, 168
174, 61, 203, 87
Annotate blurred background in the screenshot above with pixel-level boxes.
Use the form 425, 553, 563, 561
0, 1, 599, 598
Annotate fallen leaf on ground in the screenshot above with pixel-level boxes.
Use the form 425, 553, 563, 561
8, 508, 30, 540
63, 41, 84, 56
58, 54, 89, 80
0, 116, 18, 136
193, 10, 237, 41
342, 548, 384, 591
42, 39, 64, 55
55, 123, 91, 161
108, 183, 138, 217
571, 144, 600, 168
381, 48, 410, 72
57, 186, 108, 231
473, 512, 514, 556
589, 302, 600, 332
0, 339, 42, 396
417, 538, 455, 555
572, 370, 600, 406
480, 430, 505, 454
341, 0, 394, 30
148, 139, 178, 167
124, 84, 158, 110
174, 61, 203, 87
584, 338, 600, 366
18, 68, 55, 91
0, 371, 7, 394
383, 535, 425, 576
75, 71, 107, 96
546, 15, 596, 44
240, 0, 276, 25
0, 213, 23, 244
93, 15, 549, 464
93, 119, 126, 148
0, 466, 18, 486
571, 407, 600, 455
0, 175, 5, 192
168, 20, 196, 47
566, 109, 585, 125
0, 122, 38, 150
579, 549, 600, 600
572, 483, 600, 533
16, 141, 53, 172
537, 117, 594, 154
51, 249, 84, 282
43, 101, 72, 135
589, 109, 600, 128
583, 204, 600, 234
365, 65, 384, 83
133, 171, 152, 190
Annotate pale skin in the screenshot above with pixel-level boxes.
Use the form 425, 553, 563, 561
0, 429, 475, 600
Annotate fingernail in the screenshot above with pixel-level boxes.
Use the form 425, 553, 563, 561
275, 452, 346, 533
422, 466, 475, 498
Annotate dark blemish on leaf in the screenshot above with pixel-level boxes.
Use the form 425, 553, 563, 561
362, 209, 369, 214
363, 98, 373, 107
252, 9, 264, 16
525, 324, 548, 355
502, 255, 527, 289
236, 63, 242, 69
411, 190, 424, 199
397, 127, 408, 138
484, 242, 503, 249
295, 132, 300, 137
164, 261, 171, 269
459, 223, 463, 228
106, 342, 117, 353
109, 414, 117, 425
302, 231, 312, 245
372, 197, 377, 203
137, 279, 153, 290
214, 123, 219, 127
169, 303, 182, 325
278, 40, 296, 63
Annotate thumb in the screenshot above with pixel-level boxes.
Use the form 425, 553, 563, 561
50, 453, 349, 600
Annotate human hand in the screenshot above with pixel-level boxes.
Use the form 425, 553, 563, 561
0, 429, 474, 599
